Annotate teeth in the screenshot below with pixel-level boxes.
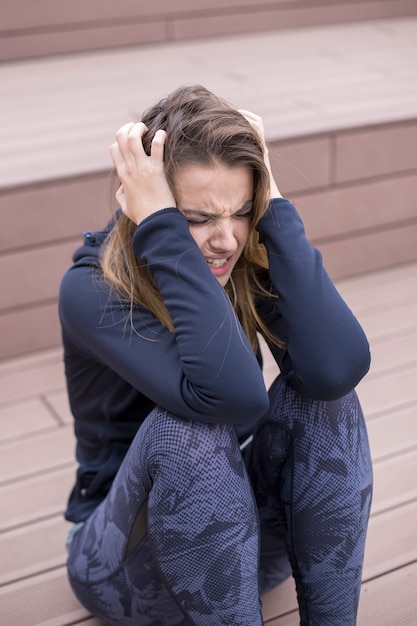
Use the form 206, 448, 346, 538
207, 258, 228, 268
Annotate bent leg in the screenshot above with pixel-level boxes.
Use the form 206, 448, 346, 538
67, 408, 263, 626
248, 376, 373, 625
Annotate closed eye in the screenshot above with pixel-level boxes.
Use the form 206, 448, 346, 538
182, 202, 253, 225
234, 210, 252, 219
185, 216, 213, 226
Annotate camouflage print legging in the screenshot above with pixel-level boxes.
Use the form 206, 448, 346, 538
67, 376, 373, 625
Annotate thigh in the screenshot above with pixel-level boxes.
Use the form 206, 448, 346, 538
68, 407, 264, 626
248, 375, 373, 625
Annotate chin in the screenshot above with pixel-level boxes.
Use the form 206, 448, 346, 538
217, 274, 230, 287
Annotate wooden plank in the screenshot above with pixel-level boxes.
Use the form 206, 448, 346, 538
173, 1, 417, 43
0, 241, 77, 310
259, 578, 297, 622
357, 363, 417, 418
356, 298, 417, 345
0, 174, 108, 253
1, 0, 264, 30
364, 500, 417, 580
336, 260, 417, 306
0, 347, 62, 376
372, 449, 417, 514
296, 173, 417, 242
0, 302, 62, 359
319, 223, 417, 281
363, 331, 417, 378
0, 466, 75, 532
357, 561, 417, 626
0, 399, 59, 443
0, 516, 69, 586
336, 119, 417, 183
43, 390, 73, 425
267, 612, 298, 625
0, 568, 89, 626
269, 135, 331, 195
266, 563, 417, 625
0, 352, 65, 406
0, 427, 75, 485
0, 21, 166, 63
366, 405, 417, 460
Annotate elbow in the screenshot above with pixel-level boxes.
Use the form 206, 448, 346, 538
227, 387, 270, 424
181, 375, 269, 425
289, 344, 371, 401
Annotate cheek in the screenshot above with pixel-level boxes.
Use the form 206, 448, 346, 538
188, 226, 207, 252
236, 220, 251, 246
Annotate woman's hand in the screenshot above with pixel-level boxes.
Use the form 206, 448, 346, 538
110, 122, 176, 225
238, 109, 282, 200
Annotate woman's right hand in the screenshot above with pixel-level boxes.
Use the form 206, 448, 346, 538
238, 110, 282, 200
110, 122, 176, 225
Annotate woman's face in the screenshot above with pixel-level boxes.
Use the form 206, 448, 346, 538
175, 163, 253, 287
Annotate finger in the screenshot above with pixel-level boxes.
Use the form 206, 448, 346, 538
115, 184, 126, 210
110, 142, 123, 172
238, 109, 264, 136
238, 108, 260, 121
114, 122, 142, 161
114, 122, 136, 148
149, 129, 167, 166
126, 122, 149, 160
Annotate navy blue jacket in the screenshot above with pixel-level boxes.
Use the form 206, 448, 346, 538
59, 198, 370, 522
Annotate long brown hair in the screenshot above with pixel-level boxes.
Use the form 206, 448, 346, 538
102, 85, 282, 352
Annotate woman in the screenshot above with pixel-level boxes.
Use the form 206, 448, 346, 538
60, 85, 373, 625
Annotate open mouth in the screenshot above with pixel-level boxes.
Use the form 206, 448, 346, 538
207, 257, 229, 268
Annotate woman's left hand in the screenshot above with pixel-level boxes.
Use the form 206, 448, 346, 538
238, 109, 282, 200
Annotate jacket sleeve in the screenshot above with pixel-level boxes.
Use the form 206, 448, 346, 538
257, 198, 371, 400
59, 208, 269, 424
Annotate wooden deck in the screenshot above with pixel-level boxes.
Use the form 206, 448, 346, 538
1, 259, 416, 625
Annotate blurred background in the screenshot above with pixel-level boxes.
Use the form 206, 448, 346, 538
1, 2, 417, 624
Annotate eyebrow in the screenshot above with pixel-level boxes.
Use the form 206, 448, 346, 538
181, 201, 253, 218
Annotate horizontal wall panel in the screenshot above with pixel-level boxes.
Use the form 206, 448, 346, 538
294, 173, 417, 241
1, 0, 274, 30
317, 221, 417, 280
172, 0, 417, 41
0, 174, 109, 252
0, 241, 77, 310
0, 302, 61, 360
270, 136, 331, 195
2, 1, 417, 61
0, 20, 167, 62
336, 120, 417, 183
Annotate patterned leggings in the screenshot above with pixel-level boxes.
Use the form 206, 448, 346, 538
67, 376, 373, 625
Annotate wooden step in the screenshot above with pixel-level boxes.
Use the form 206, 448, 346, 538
0, 467, 75, 533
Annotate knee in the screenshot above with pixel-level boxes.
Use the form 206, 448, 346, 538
267, 375, 365, 431
141, 407, 241, 478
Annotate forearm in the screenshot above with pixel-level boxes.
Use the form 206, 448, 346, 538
133, 208, 269, 418
258, 198, 370, 399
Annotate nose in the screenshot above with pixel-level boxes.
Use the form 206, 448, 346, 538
209, 219, 239, 252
